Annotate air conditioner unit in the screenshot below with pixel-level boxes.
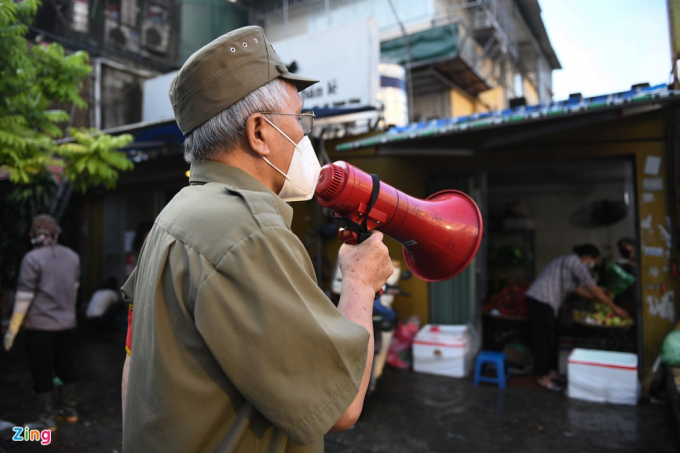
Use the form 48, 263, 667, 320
141, 21, 169, 54
105, 19, 140, 53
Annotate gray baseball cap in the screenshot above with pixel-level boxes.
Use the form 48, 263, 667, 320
169, 26, 318, 136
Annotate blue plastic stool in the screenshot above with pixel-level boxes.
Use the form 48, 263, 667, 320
473, 351, 509, 389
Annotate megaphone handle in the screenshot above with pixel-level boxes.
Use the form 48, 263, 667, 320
339, 228, 374, 245
334, 173, 381, 245
335, 173, 384, 297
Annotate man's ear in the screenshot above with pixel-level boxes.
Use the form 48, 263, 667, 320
244, 114, 271, 157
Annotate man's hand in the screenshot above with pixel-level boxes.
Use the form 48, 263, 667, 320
338, 231, 394, 294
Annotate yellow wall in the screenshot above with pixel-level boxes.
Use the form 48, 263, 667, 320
450, 88, 476, 117
478, 86, 505, 112
634, 149, 678, 369
450, 86, 502, 117
523, 79, 539, 105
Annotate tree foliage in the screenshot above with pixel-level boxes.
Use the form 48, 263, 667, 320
0, 0, 134, 189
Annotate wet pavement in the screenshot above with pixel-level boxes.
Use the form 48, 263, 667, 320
0, 326, 126, 453
0, 325, 678, 453
326, 370, 678, 453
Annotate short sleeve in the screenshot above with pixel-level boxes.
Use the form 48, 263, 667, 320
121, 266, 136, 305
569, 256, 597, 288
194, 226, 369, 445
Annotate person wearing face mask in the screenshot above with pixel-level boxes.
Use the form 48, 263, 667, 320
525, 243, 629, 392
120, 26, 393, 453
3, 214, 80, 431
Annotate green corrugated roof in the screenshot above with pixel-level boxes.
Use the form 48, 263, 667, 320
336, 84, 679, 152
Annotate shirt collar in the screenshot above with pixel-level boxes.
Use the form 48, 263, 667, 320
188, 160, 293, 227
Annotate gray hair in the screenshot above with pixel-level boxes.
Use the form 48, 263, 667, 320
183, 78, 292, 163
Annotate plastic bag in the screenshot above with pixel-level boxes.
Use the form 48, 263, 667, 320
604, 262, 635, 296
660, 329, 680, 366
386, 316, 420, 370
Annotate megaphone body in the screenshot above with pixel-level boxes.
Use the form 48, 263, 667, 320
315, 161, 483, 282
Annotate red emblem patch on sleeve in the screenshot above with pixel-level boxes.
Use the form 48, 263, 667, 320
125, 303, 133, 355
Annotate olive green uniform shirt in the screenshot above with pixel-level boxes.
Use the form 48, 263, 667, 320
122, 160, 369, 452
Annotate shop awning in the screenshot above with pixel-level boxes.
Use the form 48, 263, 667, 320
381, 25, 459, 66
336, 83, 680, 153
103, 118, 184, 151
101, 106, 381, 154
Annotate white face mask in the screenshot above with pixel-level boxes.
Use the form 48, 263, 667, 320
261, 116, 321, 202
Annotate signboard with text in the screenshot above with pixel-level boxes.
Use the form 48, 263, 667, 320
272, 18, 380, 110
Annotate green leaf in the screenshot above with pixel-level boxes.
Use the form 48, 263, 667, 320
0, 2, 131, 192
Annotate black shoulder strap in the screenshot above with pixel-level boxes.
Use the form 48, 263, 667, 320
332, 173, 381, 244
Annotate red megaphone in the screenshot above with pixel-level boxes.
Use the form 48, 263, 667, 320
315, 161, 483, 282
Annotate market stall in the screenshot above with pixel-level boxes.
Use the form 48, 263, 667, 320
481, 158, 640, 373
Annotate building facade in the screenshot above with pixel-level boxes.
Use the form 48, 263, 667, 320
249, 0, 560, 120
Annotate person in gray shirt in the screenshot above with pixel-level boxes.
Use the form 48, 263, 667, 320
3, 214, 80, 431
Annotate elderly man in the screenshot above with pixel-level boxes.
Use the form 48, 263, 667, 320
121, 26, 393, 452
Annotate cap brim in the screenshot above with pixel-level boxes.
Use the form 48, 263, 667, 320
280, 72, 319, 92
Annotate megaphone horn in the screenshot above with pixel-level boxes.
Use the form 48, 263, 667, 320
315, 161, 483, 282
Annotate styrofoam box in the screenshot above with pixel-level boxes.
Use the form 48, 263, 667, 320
413, 325, 472, 378
567, 348, 640, 406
